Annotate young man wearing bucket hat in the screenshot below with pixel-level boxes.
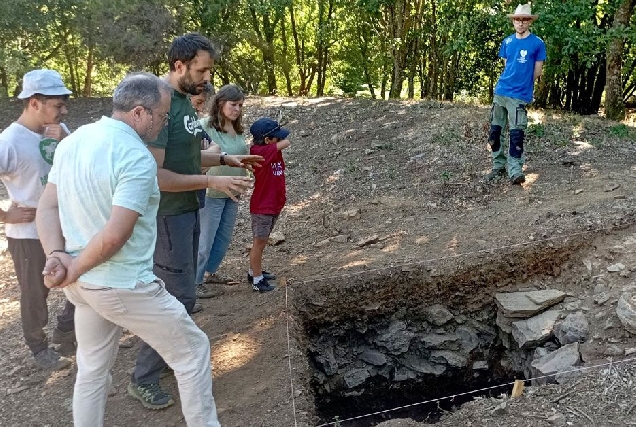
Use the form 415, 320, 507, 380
0, 69, 76, 370
486, 3, 546, 185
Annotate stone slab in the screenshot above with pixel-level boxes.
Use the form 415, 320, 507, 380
531, 342, 580, 385
495, 290, 566, 318
511, 309, 561, 349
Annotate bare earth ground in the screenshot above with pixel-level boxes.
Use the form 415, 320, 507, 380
0, 96, 636, 426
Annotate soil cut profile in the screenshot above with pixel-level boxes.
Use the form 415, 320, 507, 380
1, 96, 636, 427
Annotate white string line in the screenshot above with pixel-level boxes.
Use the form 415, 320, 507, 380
314, 355, 636, 427
285, 283, 299, 427
292, 219, 635, 285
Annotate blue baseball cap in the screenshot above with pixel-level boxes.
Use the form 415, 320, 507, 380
250, 118, 289, 141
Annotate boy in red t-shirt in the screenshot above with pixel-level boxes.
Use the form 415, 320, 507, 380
248, 118, 291, 292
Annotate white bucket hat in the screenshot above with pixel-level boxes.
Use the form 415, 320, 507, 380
17, 69, 72, 99
507, 3, 539, 20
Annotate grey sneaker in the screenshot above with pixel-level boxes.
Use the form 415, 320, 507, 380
127, 382, 174, 410
485, 168, 506, 182
34, 347, 72, 371
196, 283, 224, 299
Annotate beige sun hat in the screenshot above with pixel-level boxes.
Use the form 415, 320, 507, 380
507, 3, 539, 20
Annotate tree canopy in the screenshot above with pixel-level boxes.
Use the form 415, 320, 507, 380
2, 0, 635, 117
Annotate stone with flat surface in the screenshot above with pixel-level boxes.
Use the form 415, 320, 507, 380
401, 356, 446, 375
511, 310, 561, 349
531, 342, 581, 385
495, 290, 566, 318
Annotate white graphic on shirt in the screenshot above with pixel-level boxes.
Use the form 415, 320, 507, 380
271, 162, 284, 176
517, 50, 528, 64
183, 115, 202, 136
505, 37, 512, 45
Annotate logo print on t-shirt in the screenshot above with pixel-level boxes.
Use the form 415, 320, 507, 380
183, 115, 202, 136
271, 162, 284, 176
518, 50, 528, 64
39, 138, 58, 165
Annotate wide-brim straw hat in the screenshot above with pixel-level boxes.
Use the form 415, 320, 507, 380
507, 3, 539, 20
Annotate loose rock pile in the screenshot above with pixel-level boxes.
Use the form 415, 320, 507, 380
495, 289, 590, 384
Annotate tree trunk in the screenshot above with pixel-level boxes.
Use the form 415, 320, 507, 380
358, 30, 376, 99
429, 0, 439, 99
418, 55, 427, 99
249, 7, 278, 95
315, 0, 334, 96
63, 42, 78, 96
389, 58, 404, 99
591, 54, 606, 113
407, 39, 417, 99
605, 0, 635, 120
82, 43, 94, 97
280, 16, 293, 96
0, 66, 8, 98
381, 73, 388, 100
289, 2, 308, 95
264, 19, 277, 94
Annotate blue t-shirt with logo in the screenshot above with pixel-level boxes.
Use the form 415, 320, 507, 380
494, 33, 547, 103
147, 90, 204, 215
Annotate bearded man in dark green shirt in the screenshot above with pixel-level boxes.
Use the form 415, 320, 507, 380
129, 33, 262, 413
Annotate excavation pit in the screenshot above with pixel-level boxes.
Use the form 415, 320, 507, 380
290, 234, 593, 425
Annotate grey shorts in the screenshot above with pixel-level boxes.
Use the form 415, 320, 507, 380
251, 213, 279, 239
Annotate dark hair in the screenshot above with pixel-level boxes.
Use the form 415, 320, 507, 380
23, 94, 70, 109
207, 84, 245, 134
168, 33, 218, 72
252, 136, 266, 146
112, 72, 172, 112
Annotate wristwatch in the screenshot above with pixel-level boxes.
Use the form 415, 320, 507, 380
220, 152, 228, 165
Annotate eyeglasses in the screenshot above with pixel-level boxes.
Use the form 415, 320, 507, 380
144, 108, 169, 127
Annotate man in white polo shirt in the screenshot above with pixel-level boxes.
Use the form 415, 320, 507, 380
0, 69, 75, 370
36, 72, 220, 427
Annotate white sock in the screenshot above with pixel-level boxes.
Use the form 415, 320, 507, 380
249, 269, 254, 275
253, 275, 264, 285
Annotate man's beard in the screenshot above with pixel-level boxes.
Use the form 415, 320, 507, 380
178, 74, 201, 95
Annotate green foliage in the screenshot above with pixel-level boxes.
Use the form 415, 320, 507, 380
527, 123, 546, 137
92, 0, 177, 71
610, 124, 631, 138
334, 65, 366, 96
0, 0, 632, 113
433, 129, 459, 146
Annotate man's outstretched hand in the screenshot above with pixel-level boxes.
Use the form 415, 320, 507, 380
225, 154, 264, 173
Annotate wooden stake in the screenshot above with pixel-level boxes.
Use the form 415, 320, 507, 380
511, 379, 525, 398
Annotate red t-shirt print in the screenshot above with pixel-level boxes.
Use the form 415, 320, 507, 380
250, 143, 286, 214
